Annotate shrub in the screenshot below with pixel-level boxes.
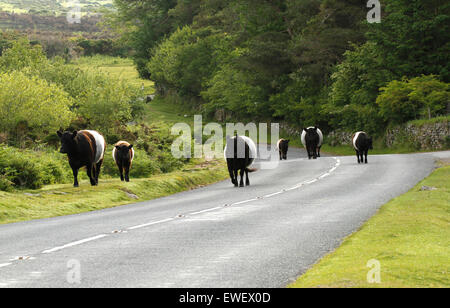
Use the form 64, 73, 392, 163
0, 71, 75, 144
0, 146, 72, 190
377, 76, 449, 125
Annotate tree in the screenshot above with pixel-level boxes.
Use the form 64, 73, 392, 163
367, 0, 450, 81
377, 75, 449, 125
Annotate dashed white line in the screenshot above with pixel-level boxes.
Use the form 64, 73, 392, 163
0, 263, 12, 268
42, 234, 108, 254
127, 218, 175, 231
190, 207, 223, 215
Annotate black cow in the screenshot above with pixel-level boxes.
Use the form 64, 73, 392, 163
224, 135, 257, 187
113, 141, 134, 182
57, 130, 106, 187
301, 127, 323, 159
352, 131, 373, 164
277, 139, 290, 160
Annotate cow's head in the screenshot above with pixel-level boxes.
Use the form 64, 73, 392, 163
115, 144, 133, 160
57, 131, 77, 154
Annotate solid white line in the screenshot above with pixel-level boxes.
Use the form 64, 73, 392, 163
0, 263, 12, 268
42, 234, 108, 254
127, 218, 175, 231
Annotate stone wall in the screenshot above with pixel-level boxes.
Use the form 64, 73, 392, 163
386, 120, 450, 150
326, 119, 450, 150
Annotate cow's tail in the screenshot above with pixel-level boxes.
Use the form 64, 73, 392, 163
246, 168, 258, 173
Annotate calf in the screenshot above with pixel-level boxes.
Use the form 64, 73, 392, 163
113, 141, 135, 182
301, 127, 323, 159
277, 139, 290, 160
352, 131, 373, 164
57, 130, 106, 187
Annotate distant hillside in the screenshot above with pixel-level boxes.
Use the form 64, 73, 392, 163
0, 0, 113, 16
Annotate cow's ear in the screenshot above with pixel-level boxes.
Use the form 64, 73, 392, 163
72, 131, 78, 139
115, 145, 120, 150
303, 128, 308, 133
128, 144, 133, 150
286, 139, 290, 143
314, 126, 318, 131
57, 131, 62, 138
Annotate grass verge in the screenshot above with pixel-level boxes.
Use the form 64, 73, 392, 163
288, 162, 450, 288
0, 159, 228, 225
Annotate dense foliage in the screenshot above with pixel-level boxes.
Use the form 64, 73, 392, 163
0, 38, 187, 190
111, 0, 450, 135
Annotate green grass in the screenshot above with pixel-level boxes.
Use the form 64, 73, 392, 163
0, 159, 228, 225
71, 55, 155, 94
408, 115, 450, 127
144, 97, 196, 126
289, 163, 450, 288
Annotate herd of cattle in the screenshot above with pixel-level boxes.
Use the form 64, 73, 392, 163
56, 127, 373, 188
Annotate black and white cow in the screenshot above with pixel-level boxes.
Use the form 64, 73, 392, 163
277, 139, 290, 160
113, 141, 135, 182
57, 130, 106, 187
352, 131, 373, 164
224, 135, 257, 187
301, 127, 323, 159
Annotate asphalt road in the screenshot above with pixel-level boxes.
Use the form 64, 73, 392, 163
0, 148, 448, 288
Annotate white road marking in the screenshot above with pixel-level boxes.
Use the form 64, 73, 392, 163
232, 198, 259, 206
0, 263, 12, 268
191, 207, 222, 215
127, 218, 175, 231
42, 234, 108, 254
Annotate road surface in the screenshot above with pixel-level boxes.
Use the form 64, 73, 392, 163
0, 148, 448, 287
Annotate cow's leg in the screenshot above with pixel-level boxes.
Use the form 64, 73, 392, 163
118, 162, 124, 181
233, 169, 239, 187
365, 150, 368, 164
245, 168, 250, 186
72, 168, 79, 187
356, 150, 360, 164
279, 150, 282, 160
87, 164, 96, 186
359, 152, 364, 165
124, 164, 130, 182
317, 146, 322, 157
95, 159, 103, 185
239, 168, 245, 187
227, 163, 236, 186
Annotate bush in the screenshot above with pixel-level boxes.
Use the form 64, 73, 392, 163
0, 145, 73, 190
0, 71, 75, 144
377, 75, 449, 125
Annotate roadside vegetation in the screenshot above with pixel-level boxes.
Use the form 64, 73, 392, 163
0, 38, 227, 199
0, 159, 227, 225
289, 162, 450, 288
